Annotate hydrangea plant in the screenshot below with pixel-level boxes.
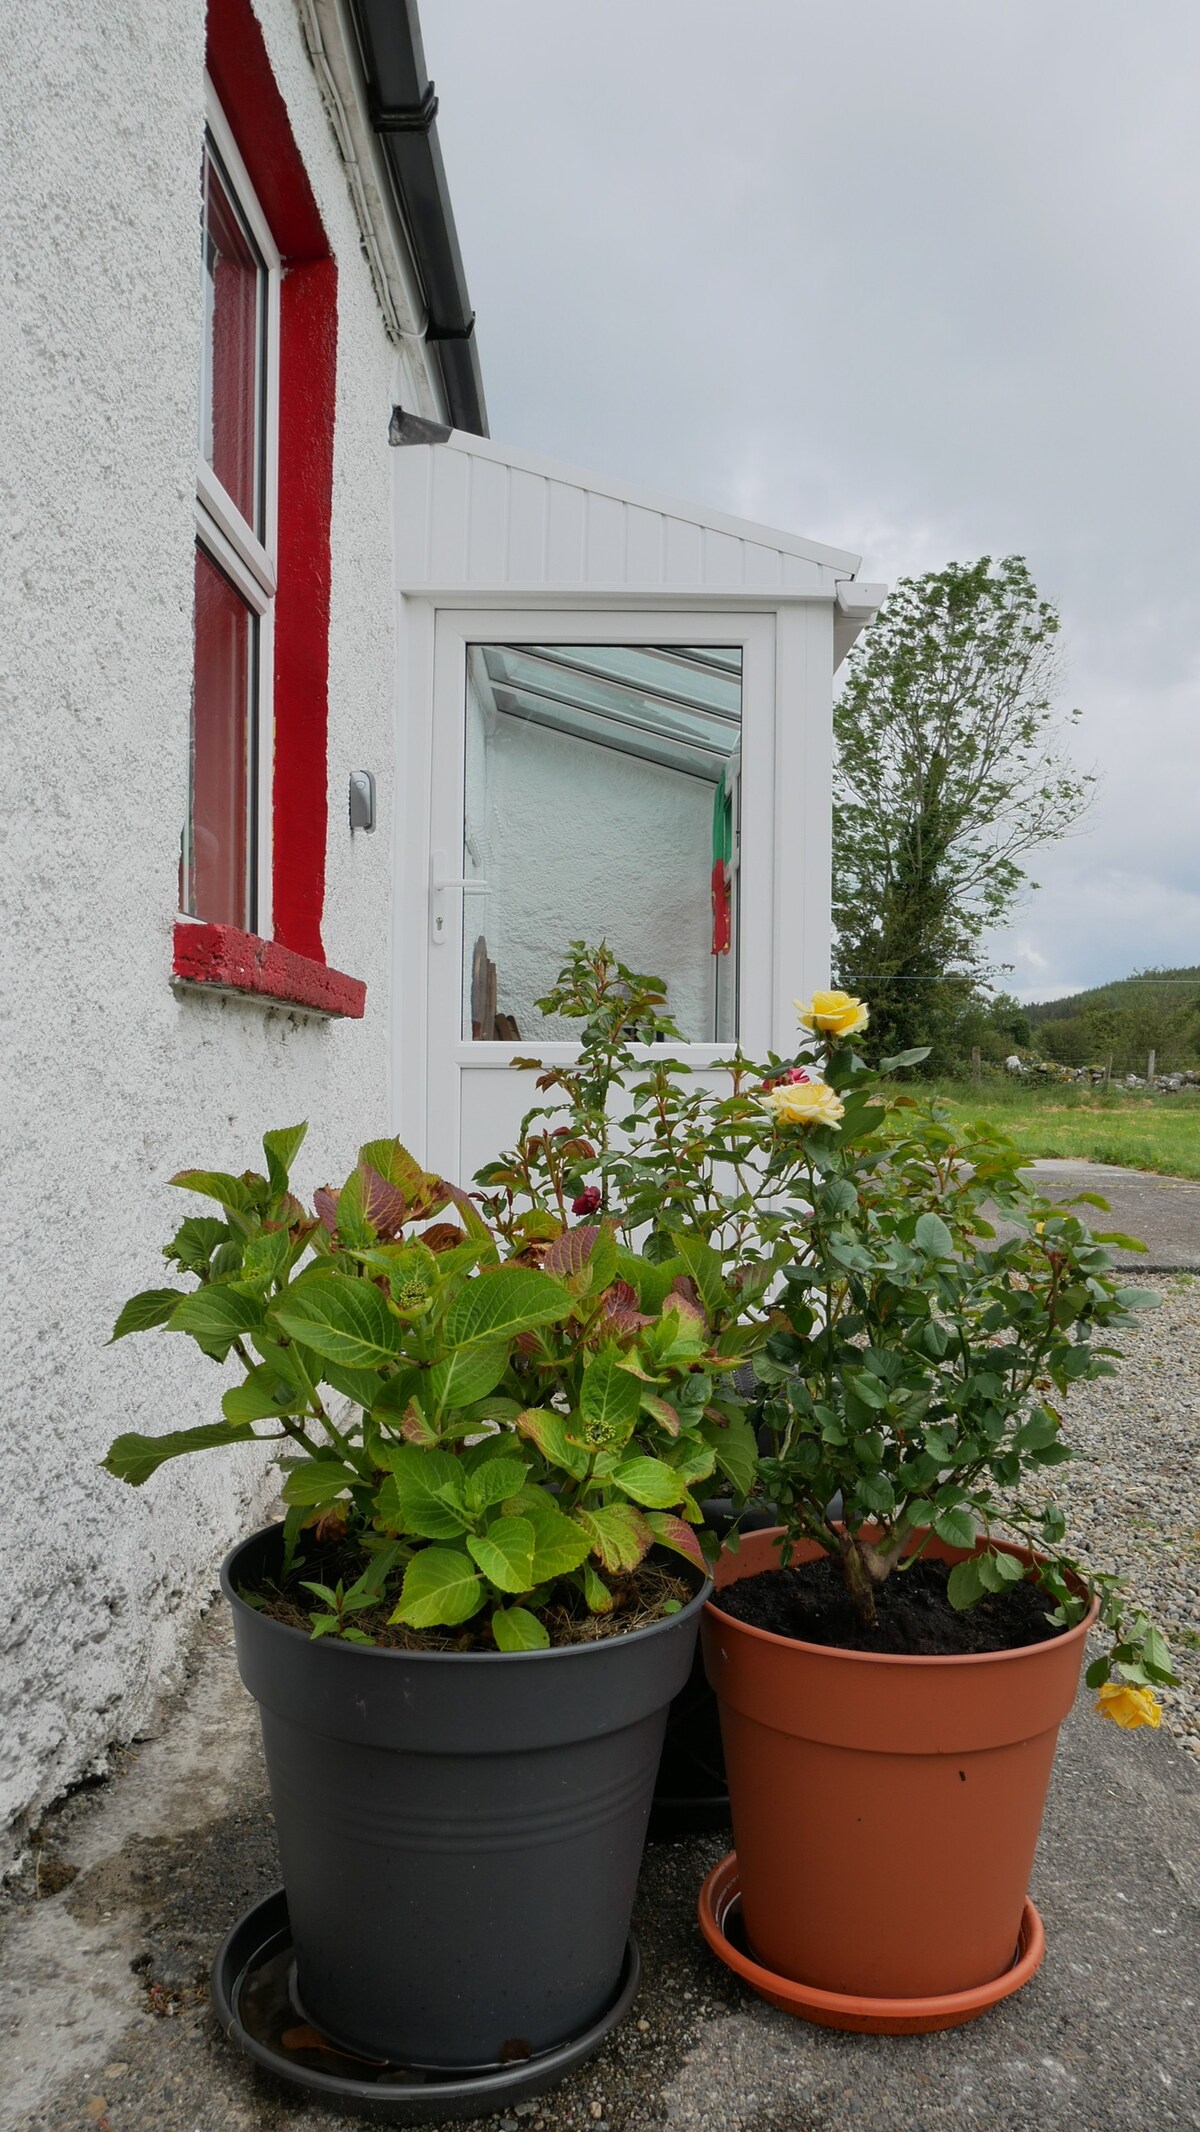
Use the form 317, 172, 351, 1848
103, 1109, 762, 1649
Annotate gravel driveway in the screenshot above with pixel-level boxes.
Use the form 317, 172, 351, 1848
1031, 1271, 1200, 1756
1025, 1160, 1200, 1271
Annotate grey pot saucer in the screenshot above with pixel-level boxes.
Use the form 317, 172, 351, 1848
212, 1888, 640, 2124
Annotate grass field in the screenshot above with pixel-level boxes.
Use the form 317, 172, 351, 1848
927, 1079, 1200, 1181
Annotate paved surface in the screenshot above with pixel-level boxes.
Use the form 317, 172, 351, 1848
3, 1169, 1196, 2132
1022, 1160, 1200, 1272
2, 1613, 1198, 2132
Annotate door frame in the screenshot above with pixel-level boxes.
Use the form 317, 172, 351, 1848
395, 597, 834, 1182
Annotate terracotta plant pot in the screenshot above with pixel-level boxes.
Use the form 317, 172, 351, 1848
699, 1527, 1096, 2031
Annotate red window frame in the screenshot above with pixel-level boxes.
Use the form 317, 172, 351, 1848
174, 0, 365, 1019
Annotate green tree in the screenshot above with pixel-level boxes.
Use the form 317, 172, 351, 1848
833, 557, 1093, 1064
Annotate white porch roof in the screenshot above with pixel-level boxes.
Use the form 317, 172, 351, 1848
394, 431, 881, 658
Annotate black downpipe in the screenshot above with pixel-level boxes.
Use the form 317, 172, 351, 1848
350, 0, 488, 436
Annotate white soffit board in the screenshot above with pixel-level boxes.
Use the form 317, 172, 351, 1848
394, 430, 864, 600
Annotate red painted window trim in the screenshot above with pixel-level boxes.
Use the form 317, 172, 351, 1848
272, 255, 338, 962
174, 924, 366, 1019
179, 0, 365, 1015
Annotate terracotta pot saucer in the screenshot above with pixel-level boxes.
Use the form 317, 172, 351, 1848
698, 1852, 1045, 2036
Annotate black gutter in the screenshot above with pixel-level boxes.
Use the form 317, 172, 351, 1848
349, 0, 488, 436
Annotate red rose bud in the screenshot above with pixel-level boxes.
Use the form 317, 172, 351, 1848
572, 1185, 602, 1215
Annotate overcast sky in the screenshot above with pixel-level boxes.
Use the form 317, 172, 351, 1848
427, 0, 1199, 1003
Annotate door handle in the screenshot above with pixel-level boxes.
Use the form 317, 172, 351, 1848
430, 851, 490, 946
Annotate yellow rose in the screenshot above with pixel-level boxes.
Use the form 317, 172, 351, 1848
1094, 1681, 1162, 1731
795, 989, 870, 1039
761, 1078, 845, 1130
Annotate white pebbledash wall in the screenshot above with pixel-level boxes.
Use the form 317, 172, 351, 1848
0, 0, 435, 1866
471, 717, 716, 1044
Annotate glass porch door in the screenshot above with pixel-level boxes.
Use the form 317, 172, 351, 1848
425, 609, 777, 1189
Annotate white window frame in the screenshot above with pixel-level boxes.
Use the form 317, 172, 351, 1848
184, 76, 281, 935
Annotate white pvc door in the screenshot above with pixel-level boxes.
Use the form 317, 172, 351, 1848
392, 430, 864, 1181
424, 608, 778, 1189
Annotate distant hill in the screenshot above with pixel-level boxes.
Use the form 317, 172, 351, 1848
1026, 966, 1200, 1072
1026, 966, 1200, 1027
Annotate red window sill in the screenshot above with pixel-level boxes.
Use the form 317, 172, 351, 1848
173, 923, 366, 1019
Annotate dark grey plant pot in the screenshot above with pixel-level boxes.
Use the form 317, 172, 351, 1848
221, 1528, 708, 2071
647, 1498, 780, 1840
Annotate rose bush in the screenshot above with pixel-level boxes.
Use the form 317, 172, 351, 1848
470, 947, 1177, 1720
753, 991, 1177, 1721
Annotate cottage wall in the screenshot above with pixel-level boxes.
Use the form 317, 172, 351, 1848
0, 0, 428, 1861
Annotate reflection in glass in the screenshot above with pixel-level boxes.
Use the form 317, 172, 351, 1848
184, 545, 256, 928
199, 138, 265, 533
463, 644, 741, 1042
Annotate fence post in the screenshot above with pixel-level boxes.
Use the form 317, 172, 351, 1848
1103, 1054, 1113, 1090
1147, 1049, 1156, 1084
971, 1046, 981, 1085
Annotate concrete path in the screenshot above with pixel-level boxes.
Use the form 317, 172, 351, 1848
3, 1617, 1198, 2132
1023, 1160, 1200, 1272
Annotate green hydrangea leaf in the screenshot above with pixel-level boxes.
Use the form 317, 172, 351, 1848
262, 1124, 307, 1196
578, 1346, 642, 1447
421, 1342, 510, 1422
271, 1274, 403, 1369
375, 1446, 470, 1539
281, 1461, 360, 1507
102, 1422, 258, 1486
516, 1406, 590, 1481
468, 1516, 536, 1593
443, 1267, 573, 1347
574, 1503, 653, 1573
611, 1457, 685, 1509
109, 1290, 186, 1342
390, 1548, 483, 1628
169, 1285, 266, 1348
465, 1456, 530, 1515
491, 1605, 550, 1651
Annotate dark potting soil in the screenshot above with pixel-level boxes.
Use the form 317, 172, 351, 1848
711, 1553, 1066, 1656
253, 1541, 696, 1653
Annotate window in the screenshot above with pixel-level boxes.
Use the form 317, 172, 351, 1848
183, 91, 279, 934
174, 0, 362, 1017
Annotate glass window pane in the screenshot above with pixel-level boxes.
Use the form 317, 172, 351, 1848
199, 139, 265, 532
184, 544, 256, 929
463, 644, 742, 1043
